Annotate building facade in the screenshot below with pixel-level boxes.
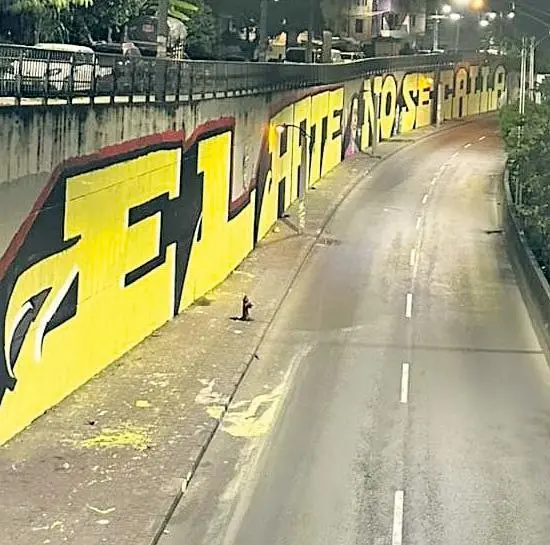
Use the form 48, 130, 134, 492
322, 0, 427, 46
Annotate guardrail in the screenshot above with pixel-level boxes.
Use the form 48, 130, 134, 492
0, 43, 496, 106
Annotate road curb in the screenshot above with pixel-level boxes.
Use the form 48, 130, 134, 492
150, 115, 493, 544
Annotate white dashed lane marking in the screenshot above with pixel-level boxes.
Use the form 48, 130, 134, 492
400, 363, 410, 404
405, 293, 413, 319
392, 490, 405, 545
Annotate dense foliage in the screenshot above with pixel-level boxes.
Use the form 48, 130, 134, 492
0, 0, 210, 52
500, 96, 550, 276
0, 0, 323, 57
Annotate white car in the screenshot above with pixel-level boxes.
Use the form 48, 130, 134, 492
5, 43, 112, 94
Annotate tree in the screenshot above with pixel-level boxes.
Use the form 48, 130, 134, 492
141, 0, 197, 23
184, 0, 216, 57
63, 0, 144, 44
500, 99, 550, 276
0, 0, 200, 44
1, 0, 91, 43
538, 77, 550, 103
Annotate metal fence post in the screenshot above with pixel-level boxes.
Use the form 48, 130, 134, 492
127, 58, 135, 103
146, 60, 153, 103
372, 92, 380, 155
44, 50, 51, 105
90, 55, 97, 102
175, 60, 181, 103
14, 48, 22, 105
189, 63, 195, 100
68, 54, 75, 104
224, 62, 228, 97
110, 57, 117, 104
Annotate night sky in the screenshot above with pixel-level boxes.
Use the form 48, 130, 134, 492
492, 0, 550, 39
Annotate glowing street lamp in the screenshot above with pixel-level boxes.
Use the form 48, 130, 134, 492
479, 18, 490, 27
448, 12, 462, 50
442, 4, 452, 15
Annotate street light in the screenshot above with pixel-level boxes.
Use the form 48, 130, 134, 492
430, 4, 456, 51
275, 123, 313, 234
479, 8, 516, 53
449, 12, 462, 49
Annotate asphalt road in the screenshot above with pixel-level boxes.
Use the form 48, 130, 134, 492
160, 118, 550, 545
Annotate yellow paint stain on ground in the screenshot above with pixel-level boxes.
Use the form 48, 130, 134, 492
206, 405, 225, 420
216, 384, 284, 438
78, 425, 153, 450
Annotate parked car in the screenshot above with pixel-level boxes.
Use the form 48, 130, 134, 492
340, 51, 365, 62
285, 46, 318, 63
3, 43, 112, 95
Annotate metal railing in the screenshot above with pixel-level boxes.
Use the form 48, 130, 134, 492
0, 43, 496, 105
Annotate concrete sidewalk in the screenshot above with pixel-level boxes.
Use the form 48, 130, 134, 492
0, 118, 477, 545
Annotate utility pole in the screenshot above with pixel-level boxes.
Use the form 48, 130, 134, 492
156, 0, 168, 58
528, 35, 536, 102
433, 16, 440, 51
436, 82, 443, 126
258, 0, 268, 62
372, 92, 380, 155
155, 0, 169, 99
430, 10, 447, 52
519, 36, 527, 119
516, 35, 527, 205
306, 0, 315, 63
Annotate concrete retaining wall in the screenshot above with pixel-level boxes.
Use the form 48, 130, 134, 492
0, 58, 510, 444
502, 169, 550, 355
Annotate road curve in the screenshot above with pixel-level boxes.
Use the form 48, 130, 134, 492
160, 118, 550, 545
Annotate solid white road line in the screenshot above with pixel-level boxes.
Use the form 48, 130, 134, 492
392, 490, 405, 545
416, 217, 422, 230
422, 194, 428, 205
400, 363, 410, 403
409, 248, 416, 267
405, 293, 413, 319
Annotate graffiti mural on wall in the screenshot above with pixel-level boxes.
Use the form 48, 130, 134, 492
0, 86, 346, 444
0, 61, 507, 444
0, 121, 234, 442
342, 63, 507, 158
